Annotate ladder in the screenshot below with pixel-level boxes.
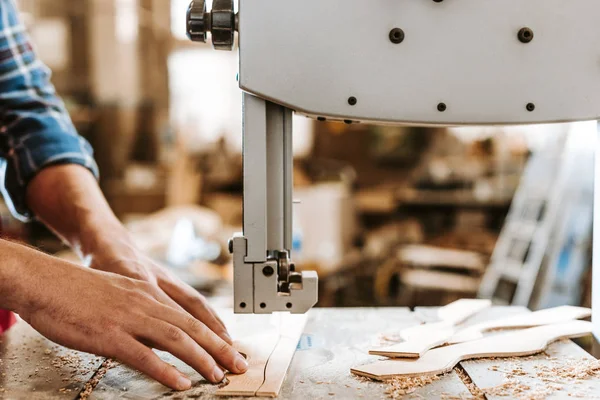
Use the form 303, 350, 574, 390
478, 130, 576, 306
532, 128, 594, 309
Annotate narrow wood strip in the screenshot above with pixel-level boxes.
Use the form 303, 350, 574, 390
217, 314, 307, 397
352, 321, 592, 380
256, 314, 308, 397
216, 332, 279, 396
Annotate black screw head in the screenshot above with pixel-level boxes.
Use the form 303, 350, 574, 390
228, 239, 233, 254
526, 103, 535, 112
348, 96, 357, 106
286, 303, 293, 309
239, 302, 246, 308
389, 28, 405, 44
317, 117, 326, 122
518, 27, 534, 43
433, 0, 444, 2
262, 266, 274, 277
437, 103, 447, 112
344, 120, 353, 125
260, 302, 266, 309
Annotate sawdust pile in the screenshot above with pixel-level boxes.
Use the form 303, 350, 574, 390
78, 359, 116, 400
381, 355, 600, 399
385, 375, 440, 398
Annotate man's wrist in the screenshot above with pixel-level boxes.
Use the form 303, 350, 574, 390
78, 213, 134, 258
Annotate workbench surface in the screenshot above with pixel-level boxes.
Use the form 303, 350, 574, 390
1, 307, 598, 399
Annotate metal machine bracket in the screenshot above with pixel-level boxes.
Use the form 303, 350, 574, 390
229, 92, 318, 314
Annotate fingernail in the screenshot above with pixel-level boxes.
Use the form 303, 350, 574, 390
213, 366, 225, 382
235, 354, 249, 372
176, 375, 192, 391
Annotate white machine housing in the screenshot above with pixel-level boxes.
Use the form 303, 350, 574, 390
239, 0, 600, 125
202, 0, 600, 321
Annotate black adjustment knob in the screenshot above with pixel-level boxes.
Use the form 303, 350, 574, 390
186, 0, 208, 43
211, 0, 235, 50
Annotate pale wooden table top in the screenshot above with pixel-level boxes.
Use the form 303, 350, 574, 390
1, 307, 598, 400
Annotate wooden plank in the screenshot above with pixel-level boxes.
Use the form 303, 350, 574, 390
215, 332, 279, 397
217, 314, 308, 397
397, 245, 485, 272
0, 320, 104, 400
450, 305, 591, 343
437, 299, 492, 325
255, 315, 308, 397
401, 270, 480, 293
370, 299, 491, 358
373, 304, 589, 359
351, 321, 592, 380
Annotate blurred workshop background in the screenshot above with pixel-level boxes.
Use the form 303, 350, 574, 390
6, 0, 595, 311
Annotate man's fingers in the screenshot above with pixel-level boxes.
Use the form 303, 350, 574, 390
115, 339, 192, 391
138, 318, 229, 383
152, 305, 248, 375
160, 278, 232, 344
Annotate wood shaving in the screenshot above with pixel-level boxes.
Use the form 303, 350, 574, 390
78, 359, 115, 400
385, 375, 440, 398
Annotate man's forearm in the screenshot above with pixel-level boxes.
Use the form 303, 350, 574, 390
25, 164, 132, 258
0, 239, 49, 313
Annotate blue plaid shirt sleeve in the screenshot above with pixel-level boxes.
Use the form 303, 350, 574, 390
0, 0, 98, 222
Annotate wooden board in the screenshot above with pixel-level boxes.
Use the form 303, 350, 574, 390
397, 244, 485, 272
437, 299, 492, 326
371, 304, 589, 359
449, 305, 591, 344
401, 269, 480, 293
0, 320, 104, 400
370, 299, 491, 358
351, 321, 593, 380
217, 314, 307, 397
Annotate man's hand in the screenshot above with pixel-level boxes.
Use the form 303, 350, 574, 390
88, 234, 233, 345
24, 165, 248, 389
1, 240, 248, 391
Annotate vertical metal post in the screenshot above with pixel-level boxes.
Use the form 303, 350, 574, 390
593, 122, 600, 344
266, 102, 285, 251
283, 107, 293, 252
242, 93, 267, 262
265, 102, 294, 253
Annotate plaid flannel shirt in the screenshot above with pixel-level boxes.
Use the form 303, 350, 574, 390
0, 0, 98, 222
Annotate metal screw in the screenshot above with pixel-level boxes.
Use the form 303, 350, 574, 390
348, 96, 357, 106
518, 27, 534, 43
437, 103, 447, 112
389, 28, 404, 44
526, 103, 535, 112
433, 0, 444, 2
239, 302, 246, 309
260, 303, 266, 309
286, 303, 293, 309
263, 266, 274, 277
